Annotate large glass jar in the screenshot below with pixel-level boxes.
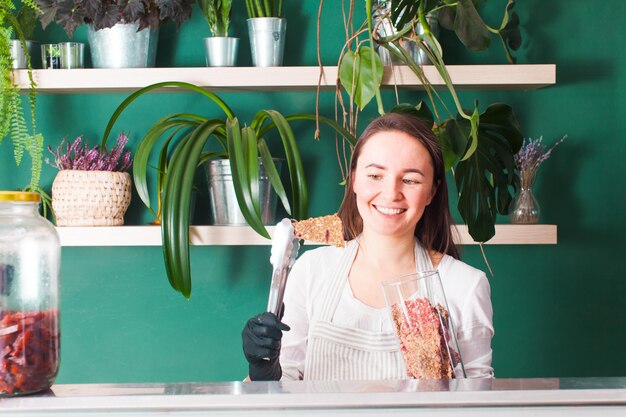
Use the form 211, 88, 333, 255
0, 192, 60, 396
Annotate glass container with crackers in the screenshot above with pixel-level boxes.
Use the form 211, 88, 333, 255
382, 271, 465, 379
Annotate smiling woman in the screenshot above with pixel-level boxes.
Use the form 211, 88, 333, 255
351, 130, 437, 244
241, 112, 494, 382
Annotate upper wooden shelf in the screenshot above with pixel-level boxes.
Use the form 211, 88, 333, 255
55, 224, 557, 247
13, 65, 556, 94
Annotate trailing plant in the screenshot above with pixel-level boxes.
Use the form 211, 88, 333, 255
15, 3, 37, 39
199, 0, 232, 37
101, 81, 354, 299
321, 0, 523, 242
0, 1, 48, 210
245, 0, 283, 18
35, 0, 195, 37
47, 133, 133, 172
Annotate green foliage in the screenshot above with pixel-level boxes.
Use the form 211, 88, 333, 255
15, 4, 37, 39
102, 82, 355, 299
0, 0, 44, 197
199, 0, 232, 37
35, 0, 195, 38
330, 0, 524, 242
245, 0, 283, 18
339, 46, 384, 111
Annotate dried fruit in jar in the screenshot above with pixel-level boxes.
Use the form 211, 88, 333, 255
390, 298, 461, 379
0, 310, 59, 395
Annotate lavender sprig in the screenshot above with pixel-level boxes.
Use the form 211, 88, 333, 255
46, 133, 133, 172
514, 135, 567, 189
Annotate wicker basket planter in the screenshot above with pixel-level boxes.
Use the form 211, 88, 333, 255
52, 170, 132, 226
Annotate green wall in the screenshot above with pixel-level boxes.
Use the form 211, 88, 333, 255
1, 1, 625, 382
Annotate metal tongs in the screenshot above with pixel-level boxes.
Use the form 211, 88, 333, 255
267, 218, 300, 316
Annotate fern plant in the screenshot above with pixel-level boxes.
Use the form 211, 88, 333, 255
0, 1, 49, 211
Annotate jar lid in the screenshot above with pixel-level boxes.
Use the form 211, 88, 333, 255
0, 191, 41, 202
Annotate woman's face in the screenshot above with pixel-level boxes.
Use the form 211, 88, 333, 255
352, 130, 436, 239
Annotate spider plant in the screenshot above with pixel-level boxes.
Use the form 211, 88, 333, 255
101, 82, 354, 299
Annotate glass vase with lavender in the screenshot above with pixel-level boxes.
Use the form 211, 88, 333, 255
510, 135, 566, 224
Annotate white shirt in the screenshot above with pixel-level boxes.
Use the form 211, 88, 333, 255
280, 245, 494, 380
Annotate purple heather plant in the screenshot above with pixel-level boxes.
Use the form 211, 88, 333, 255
514, 135, 567, 189
47, 133, 133, 172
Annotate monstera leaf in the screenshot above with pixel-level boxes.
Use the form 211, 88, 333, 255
440, 103, 523, 242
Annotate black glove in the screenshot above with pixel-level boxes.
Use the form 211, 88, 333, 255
242, 311, 290, 381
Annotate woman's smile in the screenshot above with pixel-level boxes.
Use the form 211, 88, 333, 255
373, 205, 407, 216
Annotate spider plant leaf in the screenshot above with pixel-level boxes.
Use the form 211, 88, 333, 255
258, 138, 290, 215
102, 81, 235, 148
243, 126, 261, 216
279, 114, 357, 147
133, 115, 202, 213
447, 103, 522, 242
261, 110, 308, 220
198, 151, 228, 166
339, 47, 384, 111
226, 119, 269, 238
162, 119, 224, 298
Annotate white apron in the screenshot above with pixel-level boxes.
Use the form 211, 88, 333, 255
304, 238, 434, 380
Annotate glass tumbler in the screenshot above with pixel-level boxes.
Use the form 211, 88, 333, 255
0, 192, 61, 396
382, 271, 465, 379
59, 42, 85, 69
41, 44, 61, 69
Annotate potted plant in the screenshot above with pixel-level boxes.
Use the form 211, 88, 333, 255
245, 0, 286, 66
0, 1, 48, 206
47, 133, 133, 226
324, 0, 523, 243
35, 0, 194, 68
9, 4, 38, 69
101, 81, 354, 299
199, 0, 238, 67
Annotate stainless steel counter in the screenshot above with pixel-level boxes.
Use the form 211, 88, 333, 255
1, 378, 625, 416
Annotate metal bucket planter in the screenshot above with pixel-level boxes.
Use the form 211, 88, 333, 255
87, 22, 158, 68
204, 158, 282, 225
10, 40, 38, 69
247, 17, 286, 67
373, 1, 439, 65
51, 170, 132, 226
203, 37, 239, 67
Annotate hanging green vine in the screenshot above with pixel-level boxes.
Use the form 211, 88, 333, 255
0, 1, 49, 213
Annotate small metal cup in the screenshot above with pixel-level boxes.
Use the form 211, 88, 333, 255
204, 37, 239, 67
41, 44, 61, 69
59, 42, 85, 69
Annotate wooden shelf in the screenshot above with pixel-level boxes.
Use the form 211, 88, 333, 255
56, 224, 557, 247
13, 65, 556, 94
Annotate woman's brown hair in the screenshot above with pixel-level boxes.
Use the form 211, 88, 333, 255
337, 112, 459, 259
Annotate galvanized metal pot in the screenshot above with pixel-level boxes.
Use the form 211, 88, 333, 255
87, 22, 158, 68
373, 1, 439, 65
204, 158, 282, 225
10, 40, 38, 69
203, 37, 239, 67
247, 17, 286, 67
